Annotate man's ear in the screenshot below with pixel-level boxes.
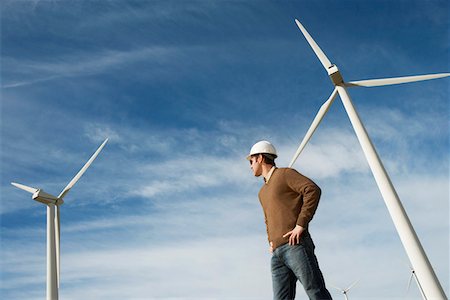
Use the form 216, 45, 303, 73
257, 154, 263, 163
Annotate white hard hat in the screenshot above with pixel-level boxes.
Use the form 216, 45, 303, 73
247, 140, 277, 160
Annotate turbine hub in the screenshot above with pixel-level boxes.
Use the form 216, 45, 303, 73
327, 64, 344, 86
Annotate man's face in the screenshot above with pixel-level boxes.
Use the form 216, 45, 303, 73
249, 154, 262, 177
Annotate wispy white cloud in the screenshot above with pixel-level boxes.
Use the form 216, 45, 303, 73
58, 235, 272, 300
277, 128, 368, 179
2, 47, 177, 89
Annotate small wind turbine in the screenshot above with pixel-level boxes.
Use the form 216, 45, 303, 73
331, 280, 359, 300
407, 265, 426, 299
11, 138, 108, 300
289, 19, 448, 300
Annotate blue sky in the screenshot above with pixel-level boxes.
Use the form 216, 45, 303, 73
1, 0, 448, 299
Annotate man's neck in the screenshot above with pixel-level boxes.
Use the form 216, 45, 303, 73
261, 164, 275, 181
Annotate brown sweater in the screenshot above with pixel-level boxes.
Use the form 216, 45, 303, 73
258, 167, 321, 250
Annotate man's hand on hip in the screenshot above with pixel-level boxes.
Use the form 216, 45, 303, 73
283, 225, 305, 246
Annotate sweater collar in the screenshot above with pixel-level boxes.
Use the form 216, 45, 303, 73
264, 166, 276, 184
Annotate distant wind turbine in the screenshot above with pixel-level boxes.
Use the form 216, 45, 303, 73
11, 139, 108, 300
407, 265, 426, 299
331, 280, 359, 300
289, 19, 448, 300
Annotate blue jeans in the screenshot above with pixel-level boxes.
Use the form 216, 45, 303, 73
271, 232, 332, 300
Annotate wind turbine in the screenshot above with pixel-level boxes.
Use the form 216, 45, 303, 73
11, 138, 108, 300
331, 280, 359, 300
289, 19, 449, 300
407, 265, 426, 300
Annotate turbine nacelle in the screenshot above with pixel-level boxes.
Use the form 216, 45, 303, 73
11, 182, 64, 206
32, 189, 61, 206
327, 64, 344, 86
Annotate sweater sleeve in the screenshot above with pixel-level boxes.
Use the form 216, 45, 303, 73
285, 169, 322, 228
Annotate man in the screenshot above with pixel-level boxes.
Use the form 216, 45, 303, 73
247, 140, 332, 300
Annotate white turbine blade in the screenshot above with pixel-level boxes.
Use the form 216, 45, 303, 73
55, 205, 60, 288
345, 279, 360, 292
294, 19, 333, 70
11, 182, 39, 194
58, 138, 108, 199
407, 272, 414, 293
289, 88, 338, 168
345, 73, 450, 87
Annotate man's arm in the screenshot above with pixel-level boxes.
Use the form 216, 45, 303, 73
296, 182, 321, 228
283, 169, 321, 245
286, 168, 322, 228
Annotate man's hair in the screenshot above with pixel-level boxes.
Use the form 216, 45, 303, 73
252, 153, 276, 167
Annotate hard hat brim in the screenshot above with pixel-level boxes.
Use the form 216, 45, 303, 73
246, 153, 277, 160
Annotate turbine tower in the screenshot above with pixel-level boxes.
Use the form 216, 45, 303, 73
12, 138, 108, 300
289, 19, 448, 300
